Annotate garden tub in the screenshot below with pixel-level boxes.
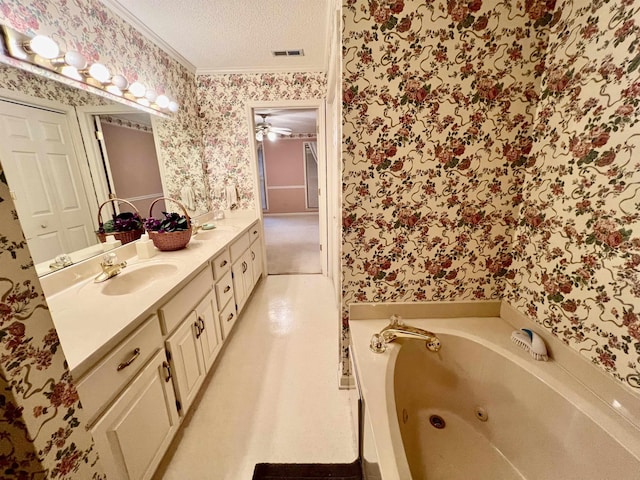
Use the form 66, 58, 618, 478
349, 314, 640, 480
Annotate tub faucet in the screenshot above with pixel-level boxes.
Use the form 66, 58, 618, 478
370, 315, 441, 353
94, 252, 127, 283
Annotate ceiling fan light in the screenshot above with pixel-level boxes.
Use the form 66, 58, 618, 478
255, 130, 264, 142
267, 131, 277, 141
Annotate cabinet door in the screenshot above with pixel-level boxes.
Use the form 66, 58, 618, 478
196, 291, 222, 371
250, 238, 263, 287
232, 258, 247, 312
90, 350, 179, 480
166, 311, 205, 414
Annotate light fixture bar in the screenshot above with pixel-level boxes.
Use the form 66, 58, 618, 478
0, 24, 179, 115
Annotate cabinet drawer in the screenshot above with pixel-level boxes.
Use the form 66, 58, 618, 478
215, 270, 234, 311
219, 299, 237, 339
249, 221, 261, 243
160, 267, 212, 335
77, 315, 163, 423
230, 232, 250, 261
212, 249, 231, 280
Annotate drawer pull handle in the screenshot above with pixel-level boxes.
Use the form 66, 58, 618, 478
194, 321, 202, 339
242, 261, 248, 273
117, 348, 141, 371
220, 260, 228, 267
224, 285, 231, 293
162, 361, 172, 382
198, 317, 205, 331
251, 251, 255, 260
227, 313, 234, 322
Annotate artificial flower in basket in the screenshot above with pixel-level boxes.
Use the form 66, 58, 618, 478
96, 199, 145, 245
144, 197, 192, 251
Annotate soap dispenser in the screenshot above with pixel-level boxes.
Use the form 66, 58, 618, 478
136, 233, 156, 259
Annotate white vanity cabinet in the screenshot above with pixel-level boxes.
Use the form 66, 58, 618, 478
77, 315, 179, 480
213, 249, 238, 339
231, 221, 264, 314
89, 348, 179, 480
161, 266, 222, 415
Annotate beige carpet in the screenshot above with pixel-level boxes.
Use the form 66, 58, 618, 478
263, 214, 321, 275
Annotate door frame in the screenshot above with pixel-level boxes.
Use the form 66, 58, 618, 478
76, 104, 168, 211
246, 99, 330, 277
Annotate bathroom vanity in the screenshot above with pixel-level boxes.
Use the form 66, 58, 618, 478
41, 214, 264, 480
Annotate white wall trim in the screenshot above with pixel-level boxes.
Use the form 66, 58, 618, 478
267, 185, 306, 190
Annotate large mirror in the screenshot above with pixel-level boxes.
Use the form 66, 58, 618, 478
0, 63, 169, 276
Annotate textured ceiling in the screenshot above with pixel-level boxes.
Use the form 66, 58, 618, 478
101, 0, 333, 74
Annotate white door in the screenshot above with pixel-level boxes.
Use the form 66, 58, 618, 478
0, 100, 96, 263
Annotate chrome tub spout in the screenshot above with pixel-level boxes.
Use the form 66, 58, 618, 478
370, 315, 441, 353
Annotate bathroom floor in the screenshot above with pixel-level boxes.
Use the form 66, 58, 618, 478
154, 274, 357, 479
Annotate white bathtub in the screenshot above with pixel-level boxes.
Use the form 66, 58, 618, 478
349, 314, 640, 480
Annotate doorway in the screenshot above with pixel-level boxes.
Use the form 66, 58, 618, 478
249, 104, 326, 276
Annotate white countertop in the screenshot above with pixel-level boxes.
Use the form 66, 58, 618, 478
42, 214, 258, 379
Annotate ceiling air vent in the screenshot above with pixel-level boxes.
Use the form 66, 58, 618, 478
272, 49, 305, 57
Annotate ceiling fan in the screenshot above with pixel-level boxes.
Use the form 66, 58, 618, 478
255, 113, 292, 141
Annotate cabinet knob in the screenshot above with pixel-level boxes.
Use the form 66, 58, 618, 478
224, 285, 231, 293
117, 348, 141, 371
220, 260, 228, 267
162, 361, 172, 382
227, 313, 234, 322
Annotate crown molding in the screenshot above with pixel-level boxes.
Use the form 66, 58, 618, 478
100, 0, 196, 73
196, 65, 326, 76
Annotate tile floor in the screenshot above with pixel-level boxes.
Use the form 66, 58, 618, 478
155, 274, 357, 479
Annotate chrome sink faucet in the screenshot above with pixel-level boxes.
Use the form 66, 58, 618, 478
94, 252, 127, 283
370, 314, 441, 353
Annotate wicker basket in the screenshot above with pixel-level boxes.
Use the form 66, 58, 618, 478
96, 198, 144, 245
147, 197, 192, 251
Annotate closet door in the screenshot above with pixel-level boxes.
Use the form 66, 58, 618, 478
0, 100, 95, 263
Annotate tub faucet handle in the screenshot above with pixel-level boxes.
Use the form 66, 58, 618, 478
370, 333, 387, 353
389, 314, 403, 327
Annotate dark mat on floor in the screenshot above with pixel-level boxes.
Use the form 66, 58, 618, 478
252, 461, 362, 480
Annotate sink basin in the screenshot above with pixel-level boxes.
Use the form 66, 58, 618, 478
98, 263, 179, 296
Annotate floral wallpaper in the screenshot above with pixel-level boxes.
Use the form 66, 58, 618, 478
341, 0, 552, 375
343, 0, 640, 390
0, 0, 209, 215
197, 72, 326, 211
506, 0, 640, 389
0, 164, 104, 477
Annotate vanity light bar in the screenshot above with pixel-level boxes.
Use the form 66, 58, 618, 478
0, 25, 180, 114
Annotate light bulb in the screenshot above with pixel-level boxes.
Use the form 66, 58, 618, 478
106, 85, 123, 96
137, 98, 150, 107
111, 74, 128, 90
145, 89, 157, 103
64, 51, 87, 69
28, 35, 59, 59
128, 81, 146, 97
60, 65, 83, 81
255, 130, 264, 142
168, 101, 179, 113
267, 131, 277, 141
88, 63, 110, 83
156, 94, 170, 109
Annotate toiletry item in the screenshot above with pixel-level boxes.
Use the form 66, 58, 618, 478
202, 223, 216, 230
511, 328, 549, 361
136, 233, 157, 259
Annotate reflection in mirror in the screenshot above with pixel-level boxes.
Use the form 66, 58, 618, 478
0, 65, 167, 277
